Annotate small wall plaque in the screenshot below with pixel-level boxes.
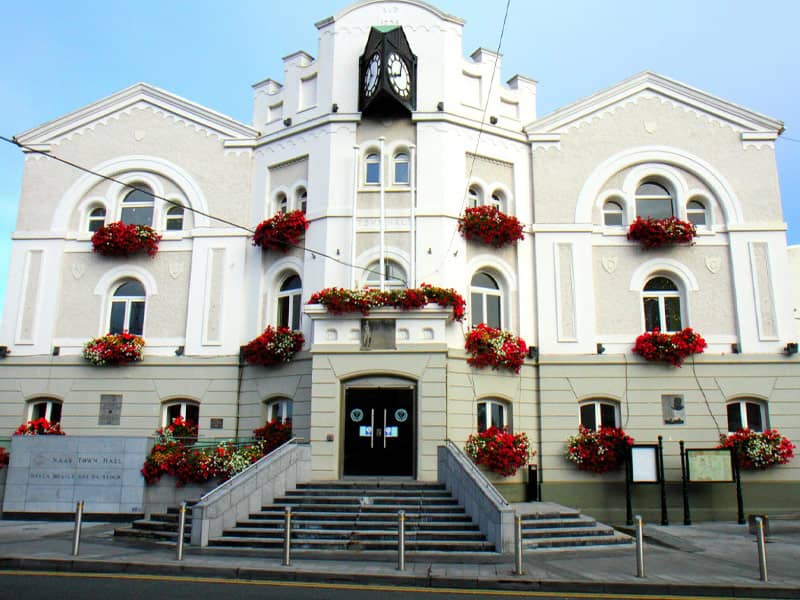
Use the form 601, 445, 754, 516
210, 418, 224, 429
98, 394, 122, 426
361, 319, 396, 350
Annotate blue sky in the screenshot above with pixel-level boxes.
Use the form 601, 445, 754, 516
1, 0, 799, 326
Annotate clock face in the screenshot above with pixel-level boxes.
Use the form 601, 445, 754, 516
387, 53, 411, 98
364, 52, 381, 97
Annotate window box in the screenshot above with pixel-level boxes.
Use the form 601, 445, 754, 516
457, 206, 524, 248
465, 427, 532, 477
627, 216, 695, 249
307, 284, 466, 321
14, 418, 65, 435
242, 326, 304, 367
91, 221, 161, 257
632, 327, 707, 367
565, 426, 633, 474
253, 210, 309, 253
82, 332, 145, 366
718, 429, 795, 470
465, 323, 527, 374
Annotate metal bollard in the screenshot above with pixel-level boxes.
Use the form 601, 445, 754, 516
283, 506, 292, 566
755, 516, 768, 582
176, 502, 187, 561
72, 501, 84, 556
634, 514, 645, 578
514, 514, 524, 575
397, 510, 406, 571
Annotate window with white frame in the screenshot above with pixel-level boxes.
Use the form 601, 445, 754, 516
277, 274, 302, 330
275, 192, 288, 215
364, 259, 407, 290
296, 187, 307, 214
163, 400, 200, 430
265, 397, 293, 423
488, 190, 505, 212
726, 399, 767, 433
27, 398, 63, 424
642, 276, 682, 332
468, 185, 482, 208
477, 398, 510, 432
635, 181, 673, 220
109, 280, 146, 336
470, 272, 502, 328
393, 152, 409, 185
121, 185, 155, 226
165, 205, 184, 230
579, 399, 619, 431
365, 153, 381, 185
686, 199, 708, 227
603, 200, 624, 226
88, 207, 106, 232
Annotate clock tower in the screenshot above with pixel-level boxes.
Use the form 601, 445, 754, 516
358, 25, 417, 117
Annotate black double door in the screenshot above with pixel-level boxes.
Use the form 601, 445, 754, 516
343, 387, 415, 477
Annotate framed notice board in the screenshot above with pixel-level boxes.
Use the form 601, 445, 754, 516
686, 448, 734, 482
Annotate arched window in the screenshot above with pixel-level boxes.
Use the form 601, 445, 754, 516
642, 276, 682, 332
277, 274, 302, 330
88, 207, 106, 232
636, 181, 673, 220
603, 200, 624, 226
726, 399, 767, 433
265, 397, 293, 423
110, 280, 146, 335
686, 199, 707, 227
276, 192, 288, 215
488, 190, 505, 212
365, 259, 407, 290
296, 187, 307, 214
579, 399, 619, 431
477, 398, 510, 432
468, 186, 482, 209
27, 398, 63, 425
365, 153, 381, 185
165, 205, 184, 231
121, 185, 155, 226
393, 152, 409, 185
162, 399, 200, 431
470, 272, 502, 328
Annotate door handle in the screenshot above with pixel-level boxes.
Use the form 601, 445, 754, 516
383, 408, 387, 449
370, 408, 375, 449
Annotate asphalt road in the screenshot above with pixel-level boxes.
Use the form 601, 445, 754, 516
0, 571, 711, 600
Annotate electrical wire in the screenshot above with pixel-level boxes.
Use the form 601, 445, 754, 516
690, 355, 721, 435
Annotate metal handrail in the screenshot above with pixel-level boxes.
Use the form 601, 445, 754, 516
195, 437, 304, 505
443, 439, 510, 508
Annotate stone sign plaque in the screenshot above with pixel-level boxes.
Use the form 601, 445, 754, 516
361, 319, 396, 350
3, 436, 150, 514
98, 394, 122, 425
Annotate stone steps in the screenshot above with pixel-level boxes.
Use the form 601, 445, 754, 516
519, 510, 632, 549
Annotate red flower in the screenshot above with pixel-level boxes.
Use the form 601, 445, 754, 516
83, 332, 145, 366
91, 221, 161, 257
465, 427, 532, 477
627, 216, 696, 249
253, 210, 309, 253
14, 418, 65, 436
458, 206, 524, 248
465, 323, 527, 374
565, 426, 634, 474
718, 429, 795, 470
307, 283, 466, 322
242, 326, 304, 366
632, 328, 707, 367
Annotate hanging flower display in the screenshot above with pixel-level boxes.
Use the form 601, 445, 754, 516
465, 323, 527, 373
457, 206, 525, 248
565, 426, 634, 474
627, 216, 696, 249
632, 327, 707, 367
141, 418, 292, 486
465, 427, 532, 477
252, 210, 309, 253
718, 429, 795, 470
308, 283, 466, 321
0, 447, 9, 469
14, 418, 65, 436
242, 326, 304, 366
82, 332, 145, 366
91, 221, 162, 257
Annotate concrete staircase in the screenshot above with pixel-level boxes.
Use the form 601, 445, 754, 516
114, 502, 195, 544
517, 504, 632, 549
207, 481, 495, 553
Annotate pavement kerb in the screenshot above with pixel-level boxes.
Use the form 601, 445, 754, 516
1, 556, 799, 599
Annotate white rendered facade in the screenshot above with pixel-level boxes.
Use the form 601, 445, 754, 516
1, 0, 797, 520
